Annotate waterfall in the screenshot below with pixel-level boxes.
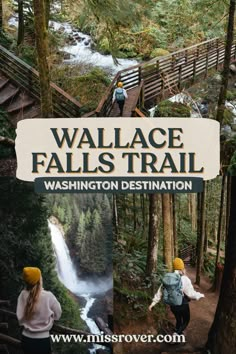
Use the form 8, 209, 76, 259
48, 221, 112, 295
48, 220, 112, 353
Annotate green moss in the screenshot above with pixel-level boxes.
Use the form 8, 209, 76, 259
51, 66, 111, 111
223, 108, 234, 125
97, 37, 110, 54
226, 90, 236, 101
155, 101, 191, 117
150, 48, 170, 59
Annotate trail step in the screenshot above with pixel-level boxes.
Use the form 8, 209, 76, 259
6, 93, 35, 113
21, 106, 41, 118
0, 79, 9, 90
10, 106, 41, 127
0, 85, 20, 105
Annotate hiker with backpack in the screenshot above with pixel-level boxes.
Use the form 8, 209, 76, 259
148, 258, 204, 336
112, 81, 128, 116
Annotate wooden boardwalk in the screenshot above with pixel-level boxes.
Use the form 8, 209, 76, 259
91, 37, 236, 117
1, 36, 236, 119
0, 73, 41, 126
109, 86, 141, 117
0, 45, 81, 119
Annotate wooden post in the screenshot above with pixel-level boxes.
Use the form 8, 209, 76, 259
216, 39, 220, 70
193, 58, 197, 84
205, 43, 209, 78
172, 55, 176, 70
138, 66, 142, 84
178, 65, 182, 90
185, 49, 188, 64
161, 74, 165, 99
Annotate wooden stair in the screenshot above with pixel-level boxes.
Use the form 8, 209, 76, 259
0, 73, 41, 126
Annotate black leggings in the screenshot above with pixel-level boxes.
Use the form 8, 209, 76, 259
117, 99, 125, 116
22, 335, 51, 354
170, 303, 190, 334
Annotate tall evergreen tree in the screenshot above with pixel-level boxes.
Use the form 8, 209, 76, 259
216, 0, 236, 124
33, 0, 53, 117
206, 177, 236, 353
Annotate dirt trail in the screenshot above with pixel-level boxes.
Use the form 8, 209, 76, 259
114, 267, 219, 354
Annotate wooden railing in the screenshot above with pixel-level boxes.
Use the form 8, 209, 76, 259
179, 245, 196, 265
94, 37, 236, 117
0, 45, 81, 118
0, 308, 111, 351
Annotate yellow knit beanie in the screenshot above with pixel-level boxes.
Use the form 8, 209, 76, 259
23, 267, 41, 286
173, 258, 185, 271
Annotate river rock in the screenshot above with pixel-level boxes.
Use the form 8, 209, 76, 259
84, 40, 90, 46
230, 64, 236, 73
74, 34, 82, 41
63, 52, 71, 60
58, 25, 65, 32
88, 288, 113, 323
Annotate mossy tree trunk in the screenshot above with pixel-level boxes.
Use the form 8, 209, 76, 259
216, 0, 236, 124
44, 0, 50, 29
195, 181, 206, 285
212, 174, 226, 290
172, 194, 178, 257
17, 0, 24, 47
146, 194, 160, 276
113, 194, 118, 239
206, 177, 236, 353
33, 0, 53, 117
162, 193, 173, 271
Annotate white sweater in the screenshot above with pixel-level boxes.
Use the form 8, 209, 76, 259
150, 271, 204, 308
16, 289, 62, 338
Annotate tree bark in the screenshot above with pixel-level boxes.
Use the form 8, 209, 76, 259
113, 194, 118, 239
216, 0, 236, 124
33, 0, 53, 117
190, 193, 197, 232
206, 177, 236, 353
146, 194, 159, 276
195, 182, 206, 285
17, 0, 24, 47
211, 175, 226, 292
226, 175, 231, 243
44, 0, 50, 29
133, 194, 136, 232
172, 194, 178, 257
162, 193, 173, 271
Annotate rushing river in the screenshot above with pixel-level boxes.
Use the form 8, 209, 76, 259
48, 221, 112, 353
8, 15, 137, 75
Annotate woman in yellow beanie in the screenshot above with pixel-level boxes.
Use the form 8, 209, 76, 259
112, 81, 128, 116
16, 267, 62, 354
149, 258, 204, 337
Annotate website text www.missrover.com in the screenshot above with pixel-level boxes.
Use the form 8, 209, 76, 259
50, 332, 186, 344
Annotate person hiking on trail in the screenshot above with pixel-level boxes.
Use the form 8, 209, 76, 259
112, 81, 128, 116
16, 267, 62, 354
148, 258, 204, 336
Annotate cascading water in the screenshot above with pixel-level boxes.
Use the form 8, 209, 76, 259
8, 16, 137, 75
48, 220, 112, 353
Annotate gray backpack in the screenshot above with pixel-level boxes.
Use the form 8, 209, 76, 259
162, 272, 183, 306
115, 88, 125, 101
